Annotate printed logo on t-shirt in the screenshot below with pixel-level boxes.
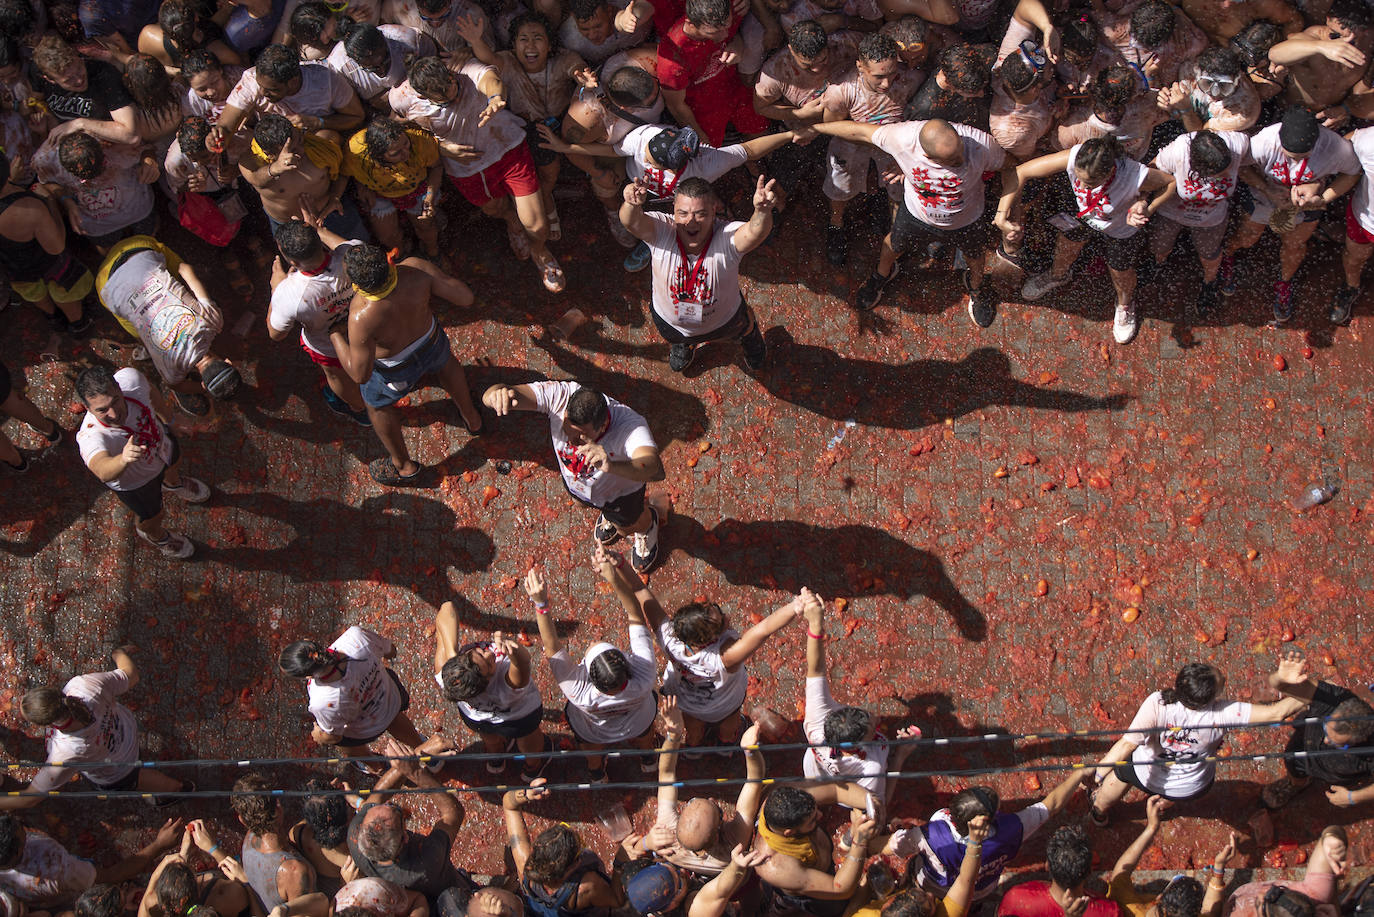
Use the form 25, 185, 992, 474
909, 166, 964, 215
556, 442, 599, 481
78, 186, 120, 218
1179, 174, 1232, 210
1157, 723, 1203, 759
1268, 156, 1311, 186
670, 258, 715, 308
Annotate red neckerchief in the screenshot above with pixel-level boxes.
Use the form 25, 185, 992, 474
674, 226, 715, 302
1077, 165, 1117, 218
299, 251, 333, 277
1273, 156, 1310, 186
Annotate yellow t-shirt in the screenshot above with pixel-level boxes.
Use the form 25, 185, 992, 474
343, 126, 441, 197
850, 895, 965, 917
1108, 874, 1155, 917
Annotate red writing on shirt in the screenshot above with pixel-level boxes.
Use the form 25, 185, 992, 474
670, 259, 715, 307
557, 442, 598, 480
1269, 157, 1311, 186
909, 166, 964, 212
1180, 174, 1232, 208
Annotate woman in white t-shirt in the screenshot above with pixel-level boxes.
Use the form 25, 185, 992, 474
523, 548, 659, 783
432, 601, 548, 783
1001, 134, 1175, 346
1089, 661, 1308, 825
2, 648, 193, 808
1147, 130, 1249, 317
278, 625, 428, 769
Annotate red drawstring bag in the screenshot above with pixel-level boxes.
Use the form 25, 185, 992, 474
177, 191, 241, 246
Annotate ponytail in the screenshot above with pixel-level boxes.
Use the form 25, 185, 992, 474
278, 640, 333, 678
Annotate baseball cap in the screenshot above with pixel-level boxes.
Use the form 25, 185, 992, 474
626, 863, 681, 914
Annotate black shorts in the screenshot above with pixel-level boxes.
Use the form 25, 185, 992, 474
649, 295, 754, 346
1063, 222, 1146, 272
457, 702, 543, 739
889, 201, 995, 259
88, 766, 141, 791
566, 483, 647, 527
1111, 761, 1211, 801
0, 362, 11, 404
113, 436, 181, 521
338, 669, 411, 747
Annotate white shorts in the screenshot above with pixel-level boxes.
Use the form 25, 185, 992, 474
824, 139, 902, 204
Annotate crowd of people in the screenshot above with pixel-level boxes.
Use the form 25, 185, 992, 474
0, 0, 1372, 909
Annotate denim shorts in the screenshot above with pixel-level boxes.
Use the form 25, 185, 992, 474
360, 326, 452, 409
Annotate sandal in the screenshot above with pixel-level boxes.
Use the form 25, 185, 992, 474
535, 254, 566, 293
1261, 775, 1312, 810
34, 419, 62, 445
459, 408, 485, 436
507, 223, 531, 261
171, 389, 211, 417
368, 457, 424, 487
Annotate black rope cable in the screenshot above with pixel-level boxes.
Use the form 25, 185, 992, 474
7, 732, 1372, 801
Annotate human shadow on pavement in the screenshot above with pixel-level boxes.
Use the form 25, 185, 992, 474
671, 515, 987, 641
202, 491, 495, 608
755, 329, 1130, 429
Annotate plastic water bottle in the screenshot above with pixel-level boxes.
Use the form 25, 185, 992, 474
827, 419, 857, 450
1291, 481, 1339, 513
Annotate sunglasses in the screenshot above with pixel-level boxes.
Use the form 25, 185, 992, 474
1196, 74, 1237, 96
893, 39, 926, 52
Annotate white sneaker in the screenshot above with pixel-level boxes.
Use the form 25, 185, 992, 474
1022, 271, 1068, 301
1113, 302, 1140, 344
607, 210, 637, 249
162, 475, 210, 503
631, 508, 660, 573
138, 529, 195, 559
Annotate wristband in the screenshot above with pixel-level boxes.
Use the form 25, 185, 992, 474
535, 602, 549, 615
208, 844, 221, 857
807, 629, 824, 640
487, 94, 502, 105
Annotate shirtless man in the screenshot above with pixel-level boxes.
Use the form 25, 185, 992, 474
240, 113, 371, 240
1268, 0, 1372, 122
328, 242, 482, 485
1178, 0, 1301, 44
750, 785, 877, 917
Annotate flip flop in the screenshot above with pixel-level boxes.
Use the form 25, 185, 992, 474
368, 457, 424, 486
535, 255, 565, 294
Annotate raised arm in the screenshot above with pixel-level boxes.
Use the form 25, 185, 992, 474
1039, 767, 1089, 817
524, 568, 562, 656
594, 547, 648, 627
619, 177, 660, 243
689, 846, 771, 917
803, 589, 826, 679
1110, 795, 1167, 880
1200, 831, 1238, 917
732, 175, 778, 255
943, 815, 990, 917
721, 594, 801, 670
504, 780, 550, 876
733, 722, 768, 827
112, 645, 141, 690
1268, 648, 1320, 703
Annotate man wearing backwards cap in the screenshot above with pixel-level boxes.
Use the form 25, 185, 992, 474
1222, 105, 1360, 324
621, 843, 771, 916
539, 123, 805, 272
619, 174, 778, 373
94, 236, 241, 418
327, 239, 483, 486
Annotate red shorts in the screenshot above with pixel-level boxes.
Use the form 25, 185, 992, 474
449, 142, 540, 207
1347, 200, 1374, 245
301, 337, 342, 368
686, 80, 770, 147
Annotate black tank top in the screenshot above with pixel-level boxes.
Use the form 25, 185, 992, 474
0, 191, 60, 282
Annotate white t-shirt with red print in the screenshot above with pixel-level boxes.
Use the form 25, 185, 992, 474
1247, 121, 1359, 190
1067, 145, 1148, 239
1122, 690, 1252, 796
645, 212, 747, 336
306, 626, 403, 740
871, 120, 1005, 230
1154, 130, 1248, 228
76, 368, 175, 491
529, 380, 657, 506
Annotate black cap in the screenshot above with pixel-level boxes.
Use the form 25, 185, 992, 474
1279, 105, 1319, 155
647, 126, 701, 171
